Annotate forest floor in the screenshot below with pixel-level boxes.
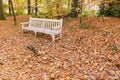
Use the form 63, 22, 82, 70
0, 16, 120, 80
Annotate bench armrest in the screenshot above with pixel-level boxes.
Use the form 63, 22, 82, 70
20, 22, 29, 25
52, 26, 61, 29
20, 22, 30, 28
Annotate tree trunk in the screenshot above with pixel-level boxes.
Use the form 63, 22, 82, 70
8, 0, 12, 15
28, 0, 31, 15
72, 0, 78, 17
35, 0, 38, 16
56, 2, 59, 14
0, 0, 6, 20
10, 0, 17, 26
78, 0, 83, 23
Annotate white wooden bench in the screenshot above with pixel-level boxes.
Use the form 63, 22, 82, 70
20, 17, 63, 42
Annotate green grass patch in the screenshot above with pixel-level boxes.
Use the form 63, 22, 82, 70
110, 44, 118, 55
68, 26, 74, 30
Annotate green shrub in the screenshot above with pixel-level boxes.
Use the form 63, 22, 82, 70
99, 0, 120, 17
82, 9, 89, 17
110, 44, 118, 54
63, 19, 67, 24
3, 4, 9, 14
16, 10, 26, 15
3, 4, 8, 9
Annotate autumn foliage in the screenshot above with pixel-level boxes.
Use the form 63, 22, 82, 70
0, 16, 120, 79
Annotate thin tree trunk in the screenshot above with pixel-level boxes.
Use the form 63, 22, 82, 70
35, 0, 38, 16
8, 0, 12, 15
28, 0, 31, 15
10, 0, 17, 26
0, 0, 6, 20
56, 2, 59, 14
79, 0, 83, 23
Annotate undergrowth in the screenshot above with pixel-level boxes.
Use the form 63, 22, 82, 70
110, 44, 118, 55
79, 22, 89, 29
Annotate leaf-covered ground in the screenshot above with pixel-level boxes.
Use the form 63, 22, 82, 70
0, 16, 120, 80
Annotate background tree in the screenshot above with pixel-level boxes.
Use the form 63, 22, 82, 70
35, 0, 38, 16
71, 0, 78, 17
10, 0, 16, 25
8, 0, 12, 15
46, 0, 53, 18
99, 0, 120, 17
68, 0, 71, 12
0, 0, 6, 20
78, 0, 83, 23
28, 0, 31, 15
13, 0, 27, 15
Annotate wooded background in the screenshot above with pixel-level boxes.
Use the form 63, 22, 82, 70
0, 0, 120, 20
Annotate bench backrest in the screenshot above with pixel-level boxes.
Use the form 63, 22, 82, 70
29, 17, 44, 28
29, 17, 63, 30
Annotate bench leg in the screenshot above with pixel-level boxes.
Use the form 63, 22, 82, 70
60, 33, 62, 39
35, 32, 37, 37
22, 28, 24, 33
52, 35, 55, 42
